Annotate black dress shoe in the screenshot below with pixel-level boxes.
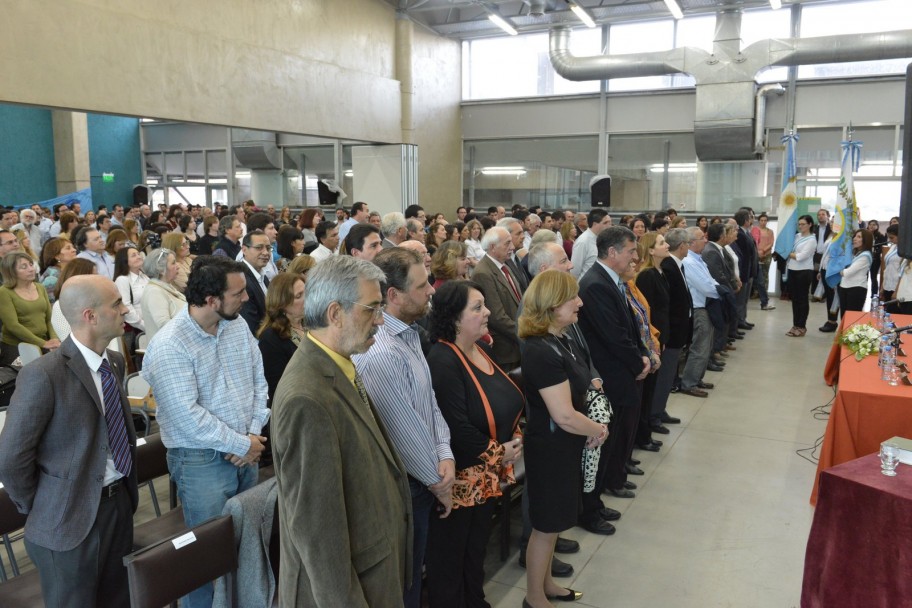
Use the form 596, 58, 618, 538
732, 334, 744, 340
710, 358, 726, 366
735, 330, 746, 336
679, 387, 708, 398
707, 363, 724, 372
581, 518, 616, 535
697, 382, 714, 390
554, 537, 580, 554
738, 321, 754, 330
518, 552, 574, 578
819, 322, 838, 333
607, 487, 635, 498
636, 442, 661, 452
623, 480, 637, 490
650, 423, 670, 435
548, 588, 583, 602
625, 463, 644, 475
660, 414, 681, 424
629, 457, 641, 465
652, 438, 663, 446
600, 506, 621, 521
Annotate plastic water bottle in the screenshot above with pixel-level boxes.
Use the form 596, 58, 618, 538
871, 295, 882, 329
880, 335, 893, 367
882, 345, 895, 381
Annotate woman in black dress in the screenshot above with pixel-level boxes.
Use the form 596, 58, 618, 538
519, 270, 608, 608
426, 280, 525, 608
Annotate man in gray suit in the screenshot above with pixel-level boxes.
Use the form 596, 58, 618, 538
271, 255, 412, 608
381, 211, 407, 249
0, 275, 138, 607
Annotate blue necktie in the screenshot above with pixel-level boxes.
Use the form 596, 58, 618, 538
99, 359, 132, 475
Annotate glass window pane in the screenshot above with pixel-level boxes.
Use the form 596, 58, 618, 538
186, 151, 204, 182
606, 133, 696, 210
676, 15, 715, 54
798, 0, 912, 79
206, 150, 227, 179
608, 20, 675, 92
165, 152, 184, 183
464, 30, 601, 100
741, 8, 791, 49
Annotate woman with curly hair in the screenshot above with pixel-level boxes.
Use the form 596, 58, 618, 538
38, 237, 78, 304
257, 272, 306, 408
425, 280, 525, 608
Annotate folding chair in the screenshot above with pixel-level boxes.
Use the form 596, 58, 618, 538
123, 514, 236, 608
0, 488, 43, 606
124, 372, 154, 437
16, 344, 41, 366
136, 433, 169, 517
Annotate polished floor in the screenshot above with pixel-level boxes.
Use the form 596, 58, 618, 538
483, 298, 835, 608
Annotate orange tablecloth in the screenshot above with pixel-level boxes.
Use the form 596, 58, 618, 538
811, 311, 912, 505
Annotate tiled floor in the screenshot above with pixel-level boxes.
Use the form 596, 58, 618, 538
483, 298, 835, 608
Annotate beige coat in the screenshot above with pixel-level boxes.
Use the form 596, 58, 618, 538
272, 337, 412, 607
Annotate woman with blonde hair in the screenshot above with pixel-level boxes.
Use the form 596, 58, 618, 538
519, 270, 606, 608
59, 211, 79, 239
0, 251, 59, 364
123, 218, 141, 247
427, 221, 448, 256
13, 228, 39, 263
285, 254, 316, 281
161, 232, 193, 292
560, 220, 577, 260
464, 219, 485, 263
257, 273, 306, 408
431, 240, 470, 288
38, 237, 78, 304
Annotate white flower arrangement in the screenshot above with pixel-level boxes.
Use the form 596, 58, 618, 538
839, 323, 882, 361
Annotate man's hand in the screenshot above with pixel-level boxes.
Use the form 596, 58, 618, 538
434, 492, 453, 518
429, 459, 455, 496
636, 356, 650, 381
225, 434, 267, 467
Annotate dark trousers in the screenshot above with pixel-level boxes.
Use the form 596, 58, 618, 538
406, 478, 435, 608
823, 277, 838, 323
26, 486, 133, 608
426, 500, 496, 608
651, 346, 682, 424
838, 285, 868, 318
789, 269, 814, 329
580, 418, 621, 525
604, 401, 641, 491
635, 373, 657, 446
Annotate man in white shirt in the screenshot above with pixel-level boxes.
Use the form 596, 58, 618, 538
571, 209, 612, 280
76, 227, 114, 279
239, 230, 272, 334
310, 220, 339, 262
12, 209, 43, 250
337, 201, 370, 244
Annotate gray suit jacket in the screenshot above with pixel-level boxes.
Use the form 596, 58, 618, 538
271, 336, 412, 608
0, 337, 138, 551
472, 255, 521, 371
213, 477, 279, 608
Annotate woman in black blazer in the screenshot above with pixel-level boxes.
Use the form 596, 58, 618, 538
256, 272, 306, 408
636, 232, 676, 435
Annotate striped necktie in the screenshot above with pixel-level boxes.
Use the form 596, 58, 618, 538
99, 359, 132, 475
353, 372, 375, 421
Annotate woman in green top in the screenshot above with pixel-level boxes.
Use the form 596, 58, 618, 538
0, 251, 60, 365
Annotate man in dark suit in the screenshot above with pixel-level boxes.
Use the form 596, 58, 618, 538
578, 226, 650, 531
498, 217, 531, 293
0, 275, 138, 607
732, 208, 759, 329
471, 226, 522, 371
272, 255, 412, 608
702, 223, 739, 366
656, 228, 696, 418
239, 229, 271, 333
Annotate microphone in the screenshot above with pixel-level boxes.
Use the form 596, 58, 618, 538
881, 297, 906, 306
884, 323, 912, 335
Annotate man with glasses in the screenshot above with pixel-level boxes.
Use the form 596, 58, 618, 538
272, 255, 412, 608
239, 230, 272, 334
0, 229, 21, 261
681, 227, 721, 397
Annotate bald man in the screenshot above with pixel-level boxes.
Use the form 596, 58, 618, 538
0, 276, 137, 607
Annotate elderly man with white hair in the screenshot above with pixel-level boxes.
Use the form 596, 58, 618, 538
13, 208, 44, 249
381, 212, 408, 248
471, 225, 522, 371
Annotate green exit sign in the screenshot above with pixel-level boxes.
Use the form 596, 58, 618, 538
102, 172, 115, 183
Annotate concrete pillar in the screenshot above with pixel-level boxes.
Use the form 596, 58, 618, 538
52, 110, 91, 195
396, 16, 414, 145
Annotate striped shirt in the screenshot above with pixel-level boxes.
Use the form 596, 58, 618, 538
353, 312, 453, 487
142, 307, 270, 457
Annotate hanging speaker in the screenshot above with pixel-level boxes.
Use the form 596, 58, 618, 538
897, 63, 912, 258
590, 174, 611, 208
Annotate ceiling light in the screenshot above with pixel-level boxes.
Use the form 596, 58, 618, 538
663, 0, 684, 20
769, 0, 782, 8
480, 166, 527, 176
483, 4, 518, 36
568, 1, 597, 28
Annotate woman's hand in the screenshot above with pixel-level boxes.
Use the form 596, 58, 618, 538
43, 339, 61, 350
585, 424, 608, 449
502, 437, 523, 464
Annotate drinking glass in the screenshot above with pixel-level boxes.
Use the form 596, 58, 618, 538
880, 442, 900, 476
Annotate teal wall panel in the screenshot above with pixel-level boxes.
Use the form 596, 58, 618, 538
0, 104, 57, 206
88, 114, 141, 211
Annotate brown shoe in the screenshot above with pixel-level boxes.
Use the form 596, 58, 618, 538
679, 387, 709, 398
724, 345, 737, 351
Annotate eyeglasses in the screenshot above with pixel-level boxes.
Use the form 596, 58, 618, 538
249, 244, 274, 252
346, 301, 386, 319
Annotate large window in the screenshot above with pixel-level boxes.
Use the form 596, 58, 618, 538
607, 20, 675, 92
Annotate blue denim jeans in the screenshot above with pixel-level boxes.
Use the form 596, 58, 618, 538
167, 447, 258, 608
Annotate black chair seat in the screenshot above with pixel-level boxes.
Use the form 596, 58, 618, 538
132, 508, 185, 550
0, 569, 44, 607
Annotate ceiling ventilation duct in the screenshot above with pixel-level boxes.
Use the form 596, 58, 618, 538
549, 11, 912, 161
231, 129, 283, 170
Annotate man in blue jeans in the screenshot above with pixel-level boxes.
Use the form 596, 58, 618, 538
143, 255, 270, 608
353, 248, 454, 608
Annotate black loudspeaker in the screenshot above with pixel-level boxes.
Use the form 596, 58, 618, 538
590, 175, 611, 208
133, 185, 151, 206
898, 63, 912, 258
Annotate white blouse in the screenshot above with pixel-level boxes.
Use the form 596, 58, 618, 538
882, 245, 902, 291
841, 252, 873, 289
466, 238, 485, 261
786, 234, 817, 271
115, 272, 149, 331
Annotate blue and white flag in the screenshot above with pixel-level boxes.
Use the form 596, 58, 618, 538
774, 132, 800, 261
825, 138, 863, 288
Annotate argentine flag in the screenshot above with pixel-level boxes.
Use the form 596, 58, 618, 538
774, 132, 800, 261
825, 138, 863, 288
